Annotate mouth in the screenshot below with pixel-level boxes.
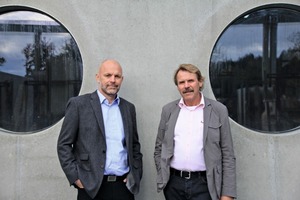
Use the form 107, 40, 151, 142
108, 85, 118, 89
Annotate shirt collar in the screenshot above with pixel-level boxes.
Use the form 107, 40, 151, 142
97, 90, 120, 105
178, 92, 205, 109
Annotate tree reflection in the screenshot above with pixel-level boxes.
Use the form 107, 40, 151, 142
0, 57, 5, 66
23, 37, 55, 77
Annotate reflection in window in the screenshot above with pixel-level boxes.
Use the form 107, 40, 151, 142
0, 10, 82, 133
210, 5, 300, 133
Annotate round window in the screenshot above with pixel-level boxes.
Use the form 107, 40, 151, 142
0, 7, 83, 133
210, 4, 300, 133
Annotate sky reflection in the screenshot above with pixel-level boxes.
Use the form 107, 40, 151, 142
0, 11, 70, 76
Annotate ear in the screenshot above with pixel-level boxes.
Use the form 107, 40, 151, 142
95, 73, 100, 83
198, 80, 202, 86
198, 81, 203, 90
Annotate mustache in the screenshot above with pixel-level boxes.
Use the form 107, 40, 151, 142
183, 88, 194, 93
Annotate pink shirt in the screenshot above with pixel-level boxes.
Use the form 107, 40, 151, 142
170, 93, 206, 171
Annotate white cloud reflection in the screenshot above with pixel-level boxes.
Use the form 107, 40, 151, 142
0, 11, 53, 21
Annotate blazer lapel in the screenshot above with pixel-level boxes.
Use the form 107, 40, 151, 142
119, 99, 129, 145
90, 91, 106, 137
165, 101, 180, 156
203, 97, 212, 146
167, 105, 180, 140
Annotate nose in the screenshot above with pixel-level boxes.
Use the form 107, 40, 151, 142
109, 75, 116, 82
184, 81, 189, 88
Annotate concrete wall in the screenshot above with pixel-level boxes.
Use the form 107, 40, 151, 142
0, 0, 300, 199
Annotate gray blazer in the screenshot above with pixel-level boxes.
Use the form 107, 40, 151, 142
154, 97, 236, 200
57, 91, 143, 199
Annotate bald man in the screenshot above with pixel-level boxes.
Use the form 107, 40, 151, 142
57, 59, 143, 200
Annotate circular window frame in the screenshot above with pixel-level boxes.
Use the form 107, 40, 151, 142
209, 3, 300, 134
0, 6, 83, 134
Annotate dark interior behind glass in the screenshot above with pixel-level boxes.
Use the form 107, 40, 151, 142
210, 5, 300, 133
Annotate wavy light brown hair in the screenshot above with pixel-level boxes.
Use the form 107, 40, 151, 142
173, 64, 205, 91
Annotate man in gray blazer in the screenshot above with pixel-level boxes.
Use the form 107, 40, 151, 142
154, 64, 236, 200
57, 59, 143, 200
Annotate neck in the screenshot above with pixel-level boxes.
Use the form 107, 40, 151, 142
106, 96, 116, 104
184, 100, 200, 106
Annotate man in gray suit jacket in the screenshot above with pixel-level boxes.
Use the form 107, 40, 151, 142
57, 59, 143, 200
154, 64, 236, 200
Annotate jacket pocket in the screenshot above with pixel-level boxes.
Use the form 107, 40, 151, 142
78, 153, 91, 171
208, 120, 221, 143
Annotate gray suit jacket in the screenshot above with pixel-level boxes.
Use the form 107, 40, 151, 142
57, 91, 143, 198
154, 97, 236, 200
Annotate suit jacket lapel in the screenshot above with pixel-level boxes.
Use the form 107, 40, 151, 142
167, 103, 180, 140
165, 101, 180, 156
90, 91, 106, 137
119, 99, 129, 145
203, 97, 212, 147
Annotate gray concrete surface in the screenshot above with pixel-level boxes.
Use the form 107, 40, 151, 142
0, 0, 300, 200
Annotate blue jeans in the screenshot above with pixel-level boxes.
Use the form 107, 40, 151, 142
163, 174, 212, 200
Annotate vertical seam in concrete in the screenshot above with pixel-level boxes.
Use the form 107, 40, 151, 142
16, 136, 21, 200
269, 137, 277, 200
274, 137, 280, 200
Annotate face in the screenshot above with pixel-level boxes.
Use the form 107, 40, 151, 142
176, 70, 203, 106
95, 60, 123, 101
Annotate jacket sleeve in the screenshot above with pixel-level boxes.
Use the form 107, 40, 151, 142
219, 106, 237, 198
131, 105, 143, 179
154, 107, 165, 172
57, 98, 79, 185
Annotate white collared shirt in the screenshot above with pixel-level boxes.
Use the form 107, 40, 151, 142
170, 92, 206, 171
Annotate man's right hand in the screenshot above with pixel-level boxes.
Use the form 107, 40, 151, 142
75, 179, 84, 189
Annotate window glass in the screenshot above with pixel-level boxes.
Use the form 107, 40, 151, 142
210, 5, 300, 133
0, 9, 82, 133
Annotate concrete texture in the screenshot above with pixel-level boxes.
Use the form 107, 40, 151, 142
0, 0, 300, 199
